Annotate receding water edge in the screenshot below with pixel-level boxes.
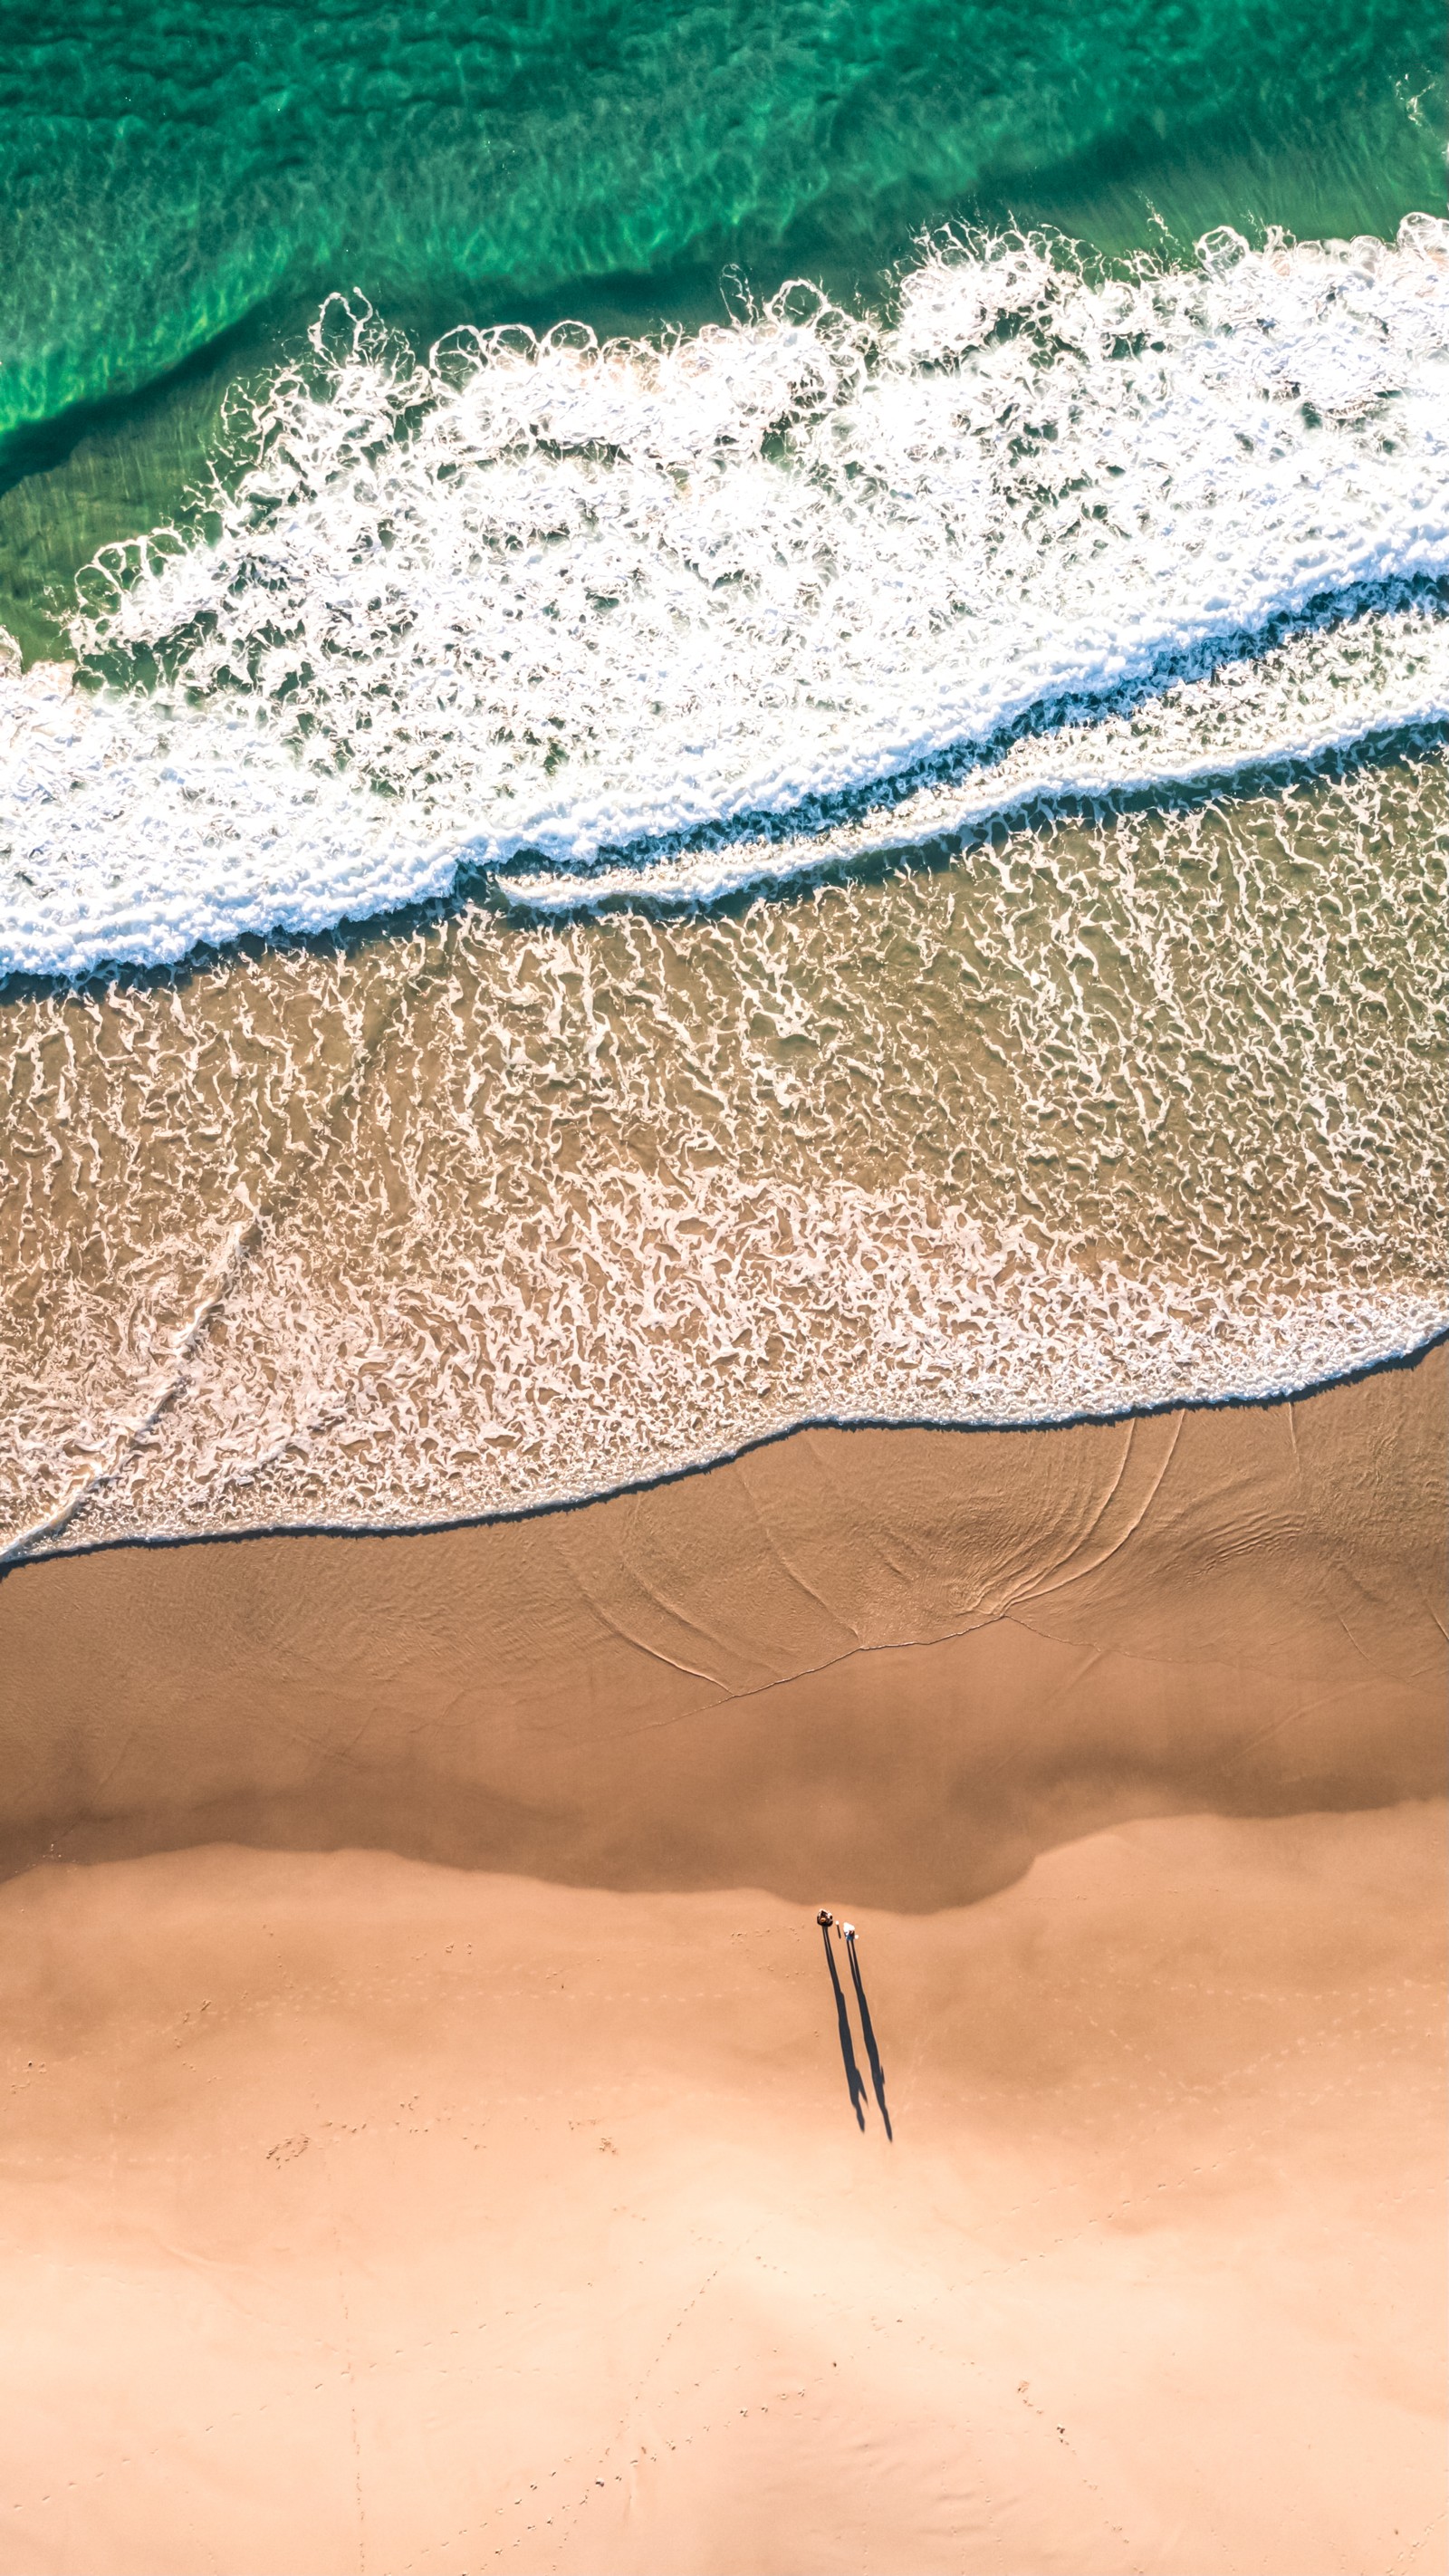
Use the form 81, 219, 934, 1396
5, 1322, 1444, 1578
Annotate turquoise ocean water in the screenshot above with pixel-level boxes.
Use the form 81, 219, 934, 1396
0, 0, 1445, 1551
1, 0, 1443, 643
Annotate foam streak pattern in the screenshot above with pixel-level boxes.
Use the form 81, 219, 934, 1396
3, 752, 1444, 1551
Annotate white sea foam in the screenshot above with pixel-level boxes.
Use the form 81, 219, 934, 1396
3, 743, 1444, 1553
504, 608, 1449, 908
2, 218, 1448, 976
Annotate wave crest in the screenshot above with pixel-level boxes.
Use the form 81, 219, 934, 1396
3, 218, 1448, 976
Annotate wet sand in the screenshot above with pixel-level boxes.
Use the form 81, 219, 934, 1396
0, 1350, 1444, 2573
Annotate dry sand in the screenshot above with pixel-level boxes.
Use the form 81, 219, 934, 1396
0, 1352, 1444, 2575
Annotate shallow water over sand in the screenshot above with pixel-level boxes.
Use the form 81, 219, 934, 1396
4, 743, 1444, 1556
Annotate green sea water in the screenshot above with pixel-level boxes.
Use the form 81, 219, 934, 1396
0, 0, 1443, 655
5, 0, 1444, 440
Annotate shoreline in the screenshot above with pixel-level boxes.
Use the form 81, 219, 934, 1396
6, 1320, 1447, 1574
3, 1341, 1442, 1902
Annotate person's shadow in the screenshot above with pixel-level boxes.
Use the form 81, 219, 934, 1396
821, 1925, 868, 2129
847, 1937, 893, 2140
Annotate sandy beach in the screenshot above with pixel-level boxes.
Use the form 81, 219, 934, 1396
1, 1351, 1444, 2574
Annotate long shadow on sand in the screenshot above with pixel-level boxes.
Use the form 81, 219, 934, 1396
847, 1938, 893, 2139
821, 1926, 868, 2129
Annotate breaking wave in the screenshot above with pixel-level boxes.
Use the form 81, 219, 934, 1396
4, 218, 1448, 978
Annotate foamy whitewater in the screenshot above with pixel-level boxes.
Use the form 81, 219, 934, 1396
2, 223, 1447, 1555
3, 221, 1448, 975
